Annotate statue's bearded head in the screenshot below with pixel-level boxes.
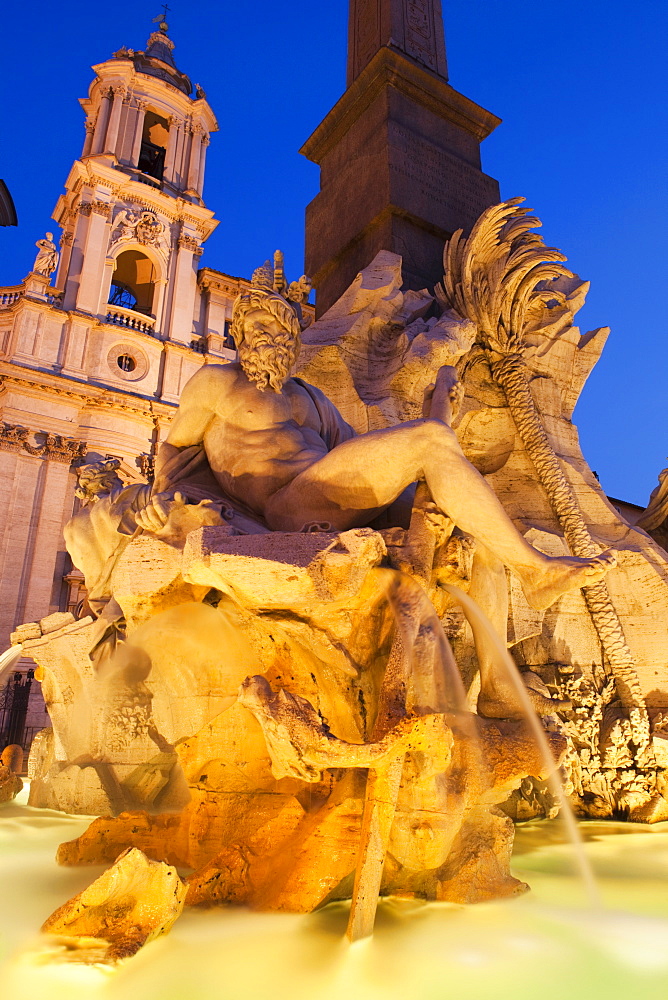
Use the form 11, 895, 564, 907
231, 288, 301, 392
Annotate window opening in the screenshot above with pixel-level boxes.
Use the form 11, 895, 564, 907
138, 110, 169, 180
108, 281, 138, 310
223, 320, 235, 350
109, 250, 156, 315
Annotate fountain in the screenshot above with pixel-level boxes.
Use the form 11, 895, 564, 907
2, 204, 668, 993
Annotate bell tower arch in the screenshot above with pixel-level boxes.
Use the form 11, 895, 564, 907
52, 16, 218, 343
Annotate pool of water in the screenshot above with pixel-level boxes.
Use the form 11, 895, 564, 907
1, 782, 668, 1000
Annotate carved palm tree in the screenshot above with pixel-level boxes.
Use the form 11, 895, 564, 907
436, 197, 651, 760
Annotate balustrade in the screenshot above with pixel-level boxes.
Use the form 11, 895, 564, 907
0, 287, 23, 307
105, 305, 156, 334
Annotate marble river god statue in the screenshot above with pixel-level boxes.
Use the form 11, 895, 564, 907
18, 200, 668, 952
137, 267, 613, 614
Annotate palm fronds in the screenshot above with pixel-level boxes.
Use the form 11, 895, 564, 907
436, 198, 573, 356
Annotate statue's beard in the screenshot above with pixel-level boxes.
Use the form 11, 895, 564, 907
238, 333, 299, 393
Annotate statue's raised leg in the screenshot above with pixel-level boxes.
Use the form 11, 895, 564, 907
265, 418, 615, 611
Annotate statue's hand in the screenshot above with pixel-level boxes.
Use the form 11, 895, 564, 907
134, 491, 187, 533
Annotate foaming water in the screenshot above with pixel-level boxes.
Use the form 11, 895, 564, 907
442, 583, 601, 908
383, 568, 469, 714
1, 804, 667, 1000
3, 579, 662, 995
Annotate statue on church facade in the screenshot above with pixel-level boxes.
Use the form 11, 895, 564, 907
32, 231, 59, 277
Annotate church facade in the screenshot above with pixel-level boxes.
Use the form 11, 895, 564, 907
0, 22, 315, 751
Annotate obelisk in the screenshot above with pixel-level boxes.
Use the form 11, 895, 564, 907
301, 0, 501, 314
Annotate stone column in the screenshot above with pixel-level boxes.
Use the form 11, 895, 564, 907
99, 256, 116, 318
163, 116, 182, 184
187, 125, 203, 193
197, 134, 210, 196
16, 455, 77, 627
91, 88, 112, 155
62, 203, 93, 311
0, 446, 37, 649
59, 316, 92, 377
82, 116, 96, 157
0, 429, 84, 647
0, 434, 84, 649
10, 301, 44, 361
181, 121, 192, 188
75, 201, 113, 315
153, 277, 169, 336
131, 100, 147, 167
104, 85, 127, 157
168, 234, 202, 344
55, 231, 74, 290
117, 97, 135, 163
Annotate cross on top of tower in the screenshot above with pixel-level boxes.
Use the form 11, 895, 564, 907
152, 5, 171, 34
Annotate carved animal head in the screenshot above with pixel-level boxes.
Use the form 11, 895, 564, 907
75, 458, 124, 504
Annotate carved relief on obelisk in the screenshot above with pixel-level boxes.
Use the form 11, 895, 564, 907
347, 0, 448, 85
349, 0, 382, 86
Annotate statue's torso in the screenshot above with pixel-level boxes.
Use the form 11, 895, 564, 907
199, 365, 331, 515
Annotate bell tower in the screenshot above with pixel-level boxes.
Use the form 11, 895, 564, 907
52, 15, 218, 344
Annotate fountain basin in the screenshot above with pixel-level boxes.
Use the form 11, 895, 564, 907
1, 783, 668, 1000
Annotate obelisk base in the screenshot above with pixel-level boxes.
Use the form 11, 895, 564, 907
302, 47, 500, 315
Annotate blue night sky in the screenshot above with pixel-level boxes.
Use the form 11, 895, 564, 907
1, 1, 666, 505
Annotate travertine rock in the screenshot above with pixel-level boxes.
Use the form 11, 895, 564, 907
53, 525, 567, 924
58, 709, 565, 913
295, 235, 668, 820
183, 526, 387, 608
297, 251, 476, 432
26, 726, 54, 780
1, 743, 23, 773
0, 744, 24, 801
39, 611, 76, 634
24, 597, 250, 814
42, 847, 186, 963
10, 622, 41, 643
638, 467, 668, 552
27, 217, 668, 949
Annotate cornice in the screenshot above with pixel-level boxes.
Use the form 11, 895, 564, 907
58, 160, 218, 233
0, 421, 87, 463
0, 363, 176, 418
88, 61, 218, 132
197, 268, 249, 298
163, 340, 208, 360
301, 45, 501, 164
